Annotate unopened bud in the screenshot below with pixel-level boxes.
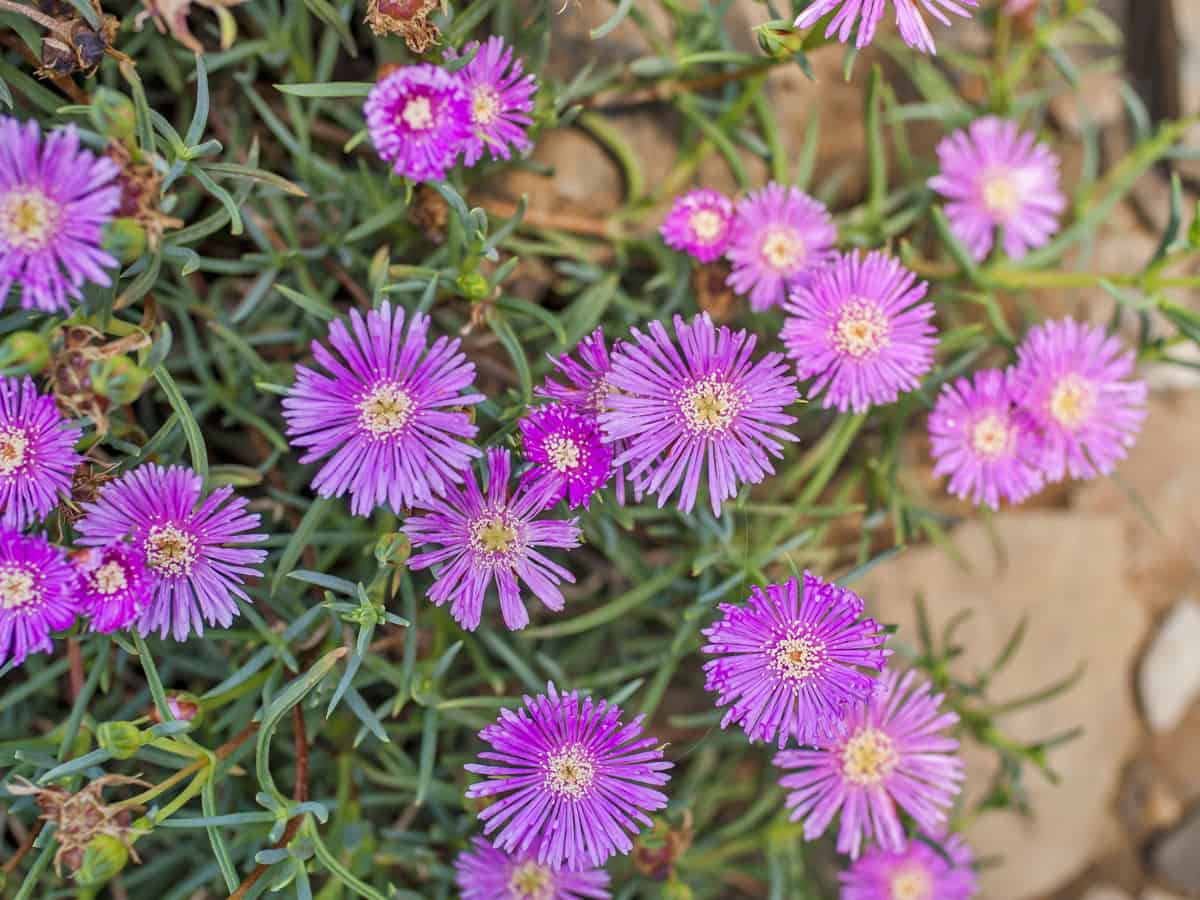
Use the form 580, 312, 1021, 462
457, 271, 491, 301
374, 532, 411, 568
91, 356, 151, 406
149, 693, 202, 725
0, 331, 50, 374
90, 89, 137, 146
76, 834, 129, 886
660, 877, 694, 900
104, 217, 147, 265
96, 721, 146, 760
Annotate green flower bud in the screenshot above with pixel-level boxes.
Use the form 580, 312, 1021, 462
89, 88, 137, 147
374, 531, 411, 568
0, 331, 50, 374
456, 271, 491, 301
91, 356, 151, 406
104, 218, 148, 266
96, 721, 146, 760
76, 834, 129, 887
660, 877, 694, 900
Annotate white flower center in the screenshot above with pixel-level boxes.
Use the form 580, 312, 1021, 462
768, 631, 827, 686
690, 209, 723, 242
544, 744, 596, 799
359, 383, 414, 439
508, 862, 554, 900
401, 96, 435, 131
0, 565, 36, 609
889, 865, 933, 900
472, 85, 501, 125
971, 413, 1011, 459
91, 560, 128, 595
680, 375, 742, 434
145, 524, 198, 577
0, 187, 61, 253
833, 299, 890, 359
981, 170, 1020, 218
1049, 374, 1095, 430
545, 435, 581, 473
760, 227, 805, 272
840, 727, 899, 786
0, 427, 30, 477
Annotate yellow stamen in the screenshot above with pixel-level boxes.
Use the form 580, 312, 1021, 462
832, 299, 890, 359
544, 744, 595, 799
840, 727, 899, 786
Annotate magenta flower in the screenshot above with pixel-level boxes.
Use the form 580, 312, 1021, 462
929, 117, 1066, 261
702, 572, 890, 749
928, 367, 1045, 509
72, 543, 152, 635
283, 302, 483, 517
795, 0, 978, 55
453, 36, 537, 167
840, 833, 977, 899
364, 64, 473, 182
454, 837, 611, 899
404, 448, 581, 631
601, 313, 799, 517
519, 405, 613, 509
782, 250, 937, 414
661, 189, 735, 264
725, 183, 837, 312
0, 529, 77, 667
0, 117, 121, 314
1010, 318, 1147, 482
0, 375, 82, 530
75, 464, 267, 641
466, 682, 672, 872
774, 668, 964, 859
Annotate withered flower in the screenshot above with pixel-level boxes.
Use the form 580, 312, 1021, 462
47, 321, 153, 434
34, 0, 119, 78
107, 141, 183, 251
135, 0, 248, 54
365, 0, 442, 54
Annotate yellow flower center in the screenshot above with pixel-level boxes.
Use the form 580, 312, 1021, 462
508, 862, 554, 900
0, 427, 30, 477
970, 413, 1010, 459
0, 565, 35, 610
472, 85, 501, 125
840, 727, 899, 786
401, 96, 435, 130
544, 744, 596, 799
690, 209, 723, 242
359, 383, 414, 438
545, 436, 581, 473
680, 376, 742, 434
470, 511, 521, 560
833, 299, 890, 359
760, 227, 805, 272
91, 560, 128, 595
0, 187, 61, 253
889, 865, 933, 900
769, 633, 827, 685
1049, 374, 1094, 430
145, 524, 198, 577
981, 170, 1020, 218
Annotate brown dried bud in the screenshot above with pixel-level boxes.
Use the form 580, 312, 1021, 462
632, 810, 693, 881
409, 184, 450, 244
35, 10, 119, 79
107, 141, 183, 250
365, 0, 441, 54
692, 260, 738, 324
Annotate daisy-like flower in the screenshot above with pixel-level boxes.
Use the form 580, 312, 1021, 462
840, 833, 977, 900
364, 64, 473, 182
0, 375, 82, 530
282, 301, 483, 517
75, 464, 267, 641
928, 117, 1066, 262
794, 0, 978, 55
453, 36, 537, 167
602, 314, 800, 517
782, 250, 937, 414
0, 529, 77, 667
72, 543, 152, 634
1010, 318, 1147, 482
928, 367, 1045, 509
466, 682, 672, 872
660, 189, 735, 264
404, 448, 581, 631
0, 117, 121, 314
702, 572, 890, 749
454, 837, 612, 899
774, 668, 964, 859
519, 405, 613, 509
725, 183, 837, 312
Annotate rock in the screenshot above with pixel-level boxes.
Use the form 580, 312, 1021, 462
1082, 887, 1134, 900
1119, 758, 1185, 839
1151, 805, 1200, 894
1139, 599, 1200, 733
1049, 68, 1127, 136
859, 513, 1147, 900
1142, 888, 1189, 900
489, 128, 624, 218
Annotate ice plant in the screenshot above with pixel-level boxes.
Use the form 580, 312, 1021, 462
840, 833, 977, 900
283, 301, 483, 517
404, 448, 581, 631
929, 116, 1065, 261
452, 36, 537, 167
519, 404, 613, 509
601, 313, 800, 517
928, 367, 1045, 508
660, 189, 735, 264
0, 375, 82, 530
75, 464, 267, 641
0, 529, 77, 667
774, 668, 965, 858
794, 0, 978, 55
72, 543, 152, 634
1010, 317, 1147, 482
725, 182, 837, 312
0, 117, 121, 314
782, 250, 937, 414
466, 682, 672, 871
364, 64, 473, 182
454, 837, 612, 899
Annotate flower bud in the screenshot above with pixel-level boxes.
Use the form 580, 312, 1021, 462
91, 355, 151, 406
89, 88, 138, 146
374, 531, 411, 568
96, 721, 146, 760
75, 834, 129, 887
457, 271, 491, 301
660, 878, 694, 900
0, 330, 50, 374
103, 217, 148, 265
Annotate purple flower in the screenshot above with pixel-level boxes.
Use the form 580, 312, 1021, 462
774, 668, 964, 859
0, 117, 121, 314
661, 189, 735, 264
75, 464, 267, 641
725, 183, 837, 312
454, 837, 611, 899
601, 313, 800, 517
0, 375, 82, 530
283, 302, 483, 517
72, 543, 152, 634
1010, 318, 1147, 482
0, 529, 77, 667
840, 833, 977, 899
465, 682, 672, 872
702, 572, 890, 749
453, 36, 537, 167
929, 117, 1065, 262
364, 64, 473, 182
519, 405, 613, 509
782, 250, 937, 414
404, 448, 581, 631
928, 367, 1045, 509
795, 0, 978, 55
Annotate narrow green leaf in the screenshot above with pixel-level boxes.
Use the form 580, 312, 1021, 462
154, 366, 209, 481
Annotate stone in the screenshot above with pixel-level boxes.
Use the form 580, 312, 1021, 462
1139, 599, 1200, 733
1142, 889, 1189, 900
859, 513, 1147, 900
1151, 805, 1200, 894
1049, 68, 1127, 136
1082, 888, 1134, 900
1119, 758, 1185, 839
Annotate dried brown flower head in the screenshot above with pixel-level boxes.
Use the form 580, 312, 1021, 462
35, 0, 119, 79
135, 0, 248, 54
692, 260, 738, 323
365, 0, 442, 53
107, 141, 183, 250
46, 321, 153, 434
